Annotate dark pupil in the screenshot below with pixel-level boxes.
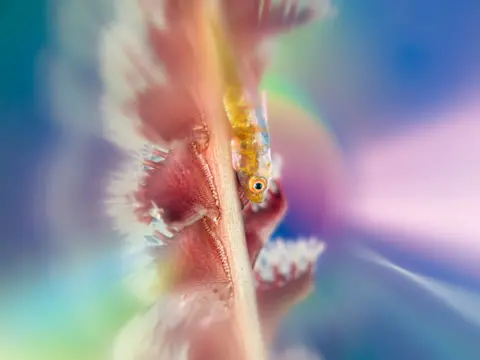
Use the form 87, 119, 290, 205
254, 182, 263, 190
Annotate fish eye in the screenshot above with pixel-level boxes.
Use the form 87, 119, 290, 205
249, 176, 267, 194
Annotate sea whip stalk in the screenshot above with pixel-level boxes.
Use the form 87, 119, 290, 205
192, 4, 267, 359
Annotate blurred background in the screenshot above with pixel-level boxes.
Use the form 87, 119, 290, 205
1, 0, 480, 359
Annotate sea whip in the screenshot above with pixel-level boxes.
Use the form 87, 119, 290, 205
101, 0, 332, 359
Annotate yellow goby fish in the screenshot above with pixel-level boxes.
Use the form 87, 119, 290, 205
211, 17, 273, 204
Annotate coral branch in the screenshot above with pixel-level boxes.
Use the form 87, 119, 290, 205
194, 6, 268, 358
204, 114, 267, 360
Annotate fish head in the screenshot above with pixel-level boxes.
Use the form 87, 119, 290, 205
245, 175, 269, 203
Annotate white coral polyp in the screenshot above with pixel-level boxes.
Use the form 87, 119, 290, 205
255, 237, 326, 285
105, 139, 174, 304
100, 0, 168, 152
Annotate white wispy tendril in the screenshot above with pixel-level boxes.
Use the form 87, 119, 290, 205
112, 288, 230, 360
99, 0, 177, 304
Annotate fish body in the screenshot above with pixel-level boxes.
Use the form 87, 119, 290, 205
213, 0, 326, 204
212, 18, 273, 204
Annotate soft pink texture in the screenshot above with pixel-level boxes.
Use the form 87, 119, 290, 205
347, 97, 480, 274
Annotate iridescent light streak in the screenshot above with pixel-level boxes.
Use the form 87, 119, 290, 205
346, 95, 480, 274
355, 246, 480, 329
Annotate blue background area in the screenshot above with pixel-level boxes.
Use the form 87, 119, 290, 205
1, 0, 479, 359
